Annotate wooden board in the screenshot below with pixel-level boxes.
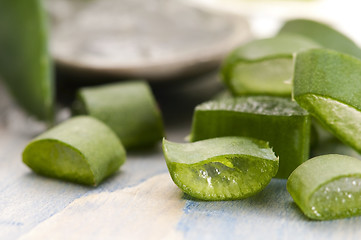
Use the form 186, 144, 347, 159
1, 82, 361, 240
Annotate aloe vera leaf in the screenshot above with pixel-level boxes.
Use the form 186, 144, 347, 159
22, 116, 126, 186
287, 154, 361, 220
0, 0, 54, 121
73, 81, 164, 149
221, 34, 320, 96
293, 48, 361, 153
279, 19, 361, 59
190, 96, 311, 179
163, 136, 278, 201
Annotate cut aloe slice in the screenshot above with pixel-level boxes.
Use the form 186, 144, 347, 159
293, 48, 361, 154
73, 81, 164, 149
221, 34, 320, 96
279, 19, 361, 59
287, 154, 361, 220
22, 116, 126, 186
190, 96, 310, 179
163, 137, 278, 200
0, 0, 54, 121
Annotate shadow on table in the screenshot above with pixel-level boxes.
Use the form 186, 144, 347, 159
177, 178, 361, 239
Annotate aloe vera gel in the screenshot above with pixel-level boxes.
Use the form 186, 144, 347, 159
288, 154, 361, 220
221, 34, 319, 96
163, 137, 278, 200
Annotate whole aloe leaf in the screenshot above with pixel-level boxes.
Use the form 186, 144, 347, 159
0, 0, 54, 121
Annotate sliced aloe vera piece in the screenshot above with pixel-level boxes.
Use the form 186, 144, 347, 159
22, 116, 126, 186
287, 154, 361, 220
73, 81, 164, 149
190, 96, 310, 179
0, 0, 54, 121
279, 19, 361, 59
163, 137, 278, 200
221, 34, 320, 96
293, 48, 361, 153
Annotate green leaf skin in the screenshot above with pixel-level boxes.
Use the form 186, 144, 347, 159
73, 81, 164, 149
190, 96, 311, 179
279, 19, 361, 59
221, 34, 320, 96
163, 137, 279, 201
287, 154, 361, 220
0, 0, 54, 121
293, 49, 361, 154
22, 116, 126, 186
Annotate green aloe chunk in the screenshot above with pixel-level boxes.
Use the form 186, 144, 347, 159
0, 0, 54, 121
293, 48, 361, 154
163, 137, 279, 201
23, 116, 126, 186
279, 19, 361, 59
221, 34, 320, 96
287, 154, 361, 220
73, 81, 164, 149
190, 96, 310, 179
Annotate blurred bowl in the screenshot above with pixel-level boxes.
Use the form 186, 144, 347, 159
47, 0, 251, 82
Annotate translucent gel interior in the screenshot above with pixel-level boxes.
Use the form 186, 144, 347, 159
300, 94, 361, 151
170, 155, 277, 200
231, 58, 293, 95
310, 177, 361, 219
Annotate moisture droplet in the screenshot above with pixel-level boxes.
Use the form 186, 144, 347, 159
200, 170, 208, 178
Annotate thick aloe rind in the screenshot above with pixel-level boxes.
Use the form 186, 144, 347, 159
293, 49, 361, 153
221, 34, 320, 96
163, 137, 279, 200
190, 96, 310, 179
73, 80, 164, 149
279, 19, 361, 59
0, 0, 54, 121
22, 116, 126, 186
287, 154, 361, 220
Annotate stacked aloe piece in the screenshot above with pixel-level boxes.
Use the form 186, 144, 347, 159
163, 19, 361, 220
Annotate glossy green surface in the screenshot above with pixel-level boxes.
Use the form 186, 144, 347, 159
190, 96, 311, 178
279, 19, 361, 59
22, 116, 126, 186
221, 34, 320, 96
293, 49, 361, 153
0, 0, 54, 121
73, 81, 164, 149
163, 137, 278, 200
287, 154, 361, 220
